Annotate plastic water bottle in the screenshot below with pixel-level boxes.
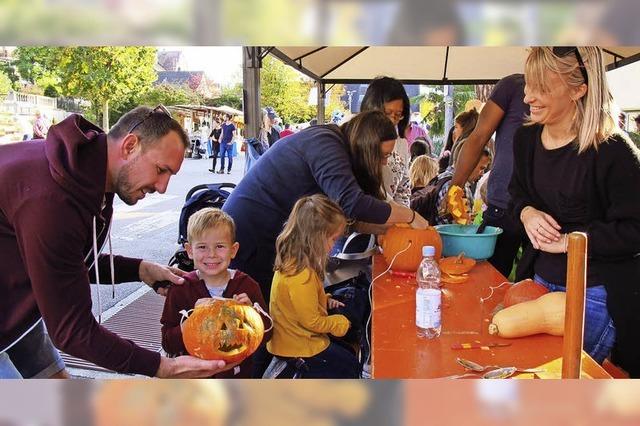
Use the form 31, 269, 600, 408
416, 245, 442, 338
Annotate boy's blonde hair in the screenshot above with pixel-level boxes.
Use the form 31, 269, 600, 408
524, 46, 617, 153
409, 155, 439, 188
274, 194, 346, 280
187, 207, 236, 242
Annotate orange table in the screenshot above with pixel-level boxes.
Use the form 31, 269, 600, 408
371, 254, 610, 379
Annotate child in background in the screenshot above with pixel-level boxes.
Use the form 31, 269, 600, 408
409, 155, 439, 191
266, 194, 360, 378
160, 208, 270, 378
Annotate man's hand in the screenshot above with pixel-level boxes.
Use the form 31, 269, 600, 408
155, 355, 228, 378
139, 261, 187, 296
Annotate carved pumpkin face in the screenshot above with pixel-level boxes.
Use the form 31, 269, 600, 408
182, 298, 265, 363
380, 224, 443, 272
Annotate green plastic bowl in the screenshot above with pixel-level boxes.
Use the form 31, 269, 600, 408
434, 224, 503, 261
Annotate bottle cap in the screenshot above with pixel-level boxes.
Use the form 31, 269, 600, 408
422, 246, 435, 257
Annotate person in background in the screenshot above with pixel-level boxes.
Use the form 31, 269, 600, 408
414, 148, 491, 225
510, 47, 640, 372
449, 73, 529, 278
449, 108, 480, 168
360, 76, 412, 206
217, 114, 236, 174
409, 155, 439, 190
32, 111, 49, 139
279, 123, 295, 139
264, 107, 281, 147
409, 137, 432, 163
208, 119, 222, 173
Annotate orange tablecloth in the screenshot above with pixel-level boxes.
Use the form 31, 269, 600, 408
371, 254, 610, 379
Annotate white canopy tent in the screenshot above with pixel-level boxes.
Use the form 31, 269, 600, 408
241, 46, 640, 138
269, 46, 640, 84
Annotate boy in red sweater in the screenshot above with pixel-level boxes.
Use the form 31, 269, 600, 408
161, 208, 270, 378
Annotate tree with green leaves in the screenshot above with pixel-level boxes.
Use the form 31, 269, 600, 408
138, 83, 203, 108
207, 83, 243, 110
0, 70, 11, 100
14, 47, 157, 129
260, 56, 316, 124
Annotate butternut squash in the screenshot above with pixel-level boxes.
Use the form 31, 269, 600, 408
488, 291, 566, 338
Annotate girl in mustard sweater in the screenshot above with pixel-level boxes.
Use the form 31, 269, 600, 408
266, 194, 360, 378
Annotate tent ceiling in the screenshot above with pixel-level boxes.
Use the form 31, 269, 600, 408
271, 46, 640, 84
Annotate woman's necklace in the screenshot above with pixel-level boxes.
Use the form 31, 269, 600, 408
541, 126, 575, 149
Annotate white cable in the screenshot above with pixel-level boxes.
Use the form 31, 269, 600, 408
480, 281, 511, 303
92, 217, 102, 324
364, 240, 413, 369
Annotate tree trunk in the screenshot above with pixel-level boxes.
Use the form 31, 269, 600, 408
474, 84, 494, 103
444, 84, 454, 135
102, 99, 109, 130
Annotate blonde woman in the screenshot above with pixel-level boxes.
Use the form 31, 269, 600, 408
266, 194, 359, 378
509, 47, 640, 373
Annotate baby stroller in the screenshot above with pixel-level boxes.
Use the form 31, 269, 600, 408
168, 182, 236, 271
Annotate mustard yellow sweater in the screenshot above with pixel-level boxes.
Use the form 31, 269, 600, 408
267, 269, 350, 357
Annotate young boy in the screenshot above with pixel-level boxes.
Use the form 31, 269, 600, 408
161, 207, 270, 378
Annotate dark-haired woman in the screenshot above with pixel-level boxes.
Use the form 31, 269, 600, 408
360, 76, 412, 206
223, 110, 428, 303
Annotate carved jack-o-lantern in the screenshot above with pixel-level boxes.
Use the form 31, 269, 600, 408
380, 224, 443, 272
182, 298, 264, 363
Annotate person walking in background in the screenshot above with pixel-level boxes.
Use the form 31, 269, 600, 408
32, 111, 49, 139
208, 119, 222, 173
217, 114, 236, 174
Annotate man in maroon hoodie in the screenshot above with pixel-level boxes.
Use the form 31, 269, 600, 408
0, 106, 230, 378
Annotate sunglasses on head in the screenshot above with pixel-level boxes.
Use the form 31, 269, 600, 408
552, 46, 588, 85
127, 104, 172, 134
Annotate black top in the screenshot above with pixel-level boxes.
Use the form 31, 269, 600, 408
510, 123, 640, 286
510, 123, 640, 375
209, 127, 222, 141
531, 134, 603, 284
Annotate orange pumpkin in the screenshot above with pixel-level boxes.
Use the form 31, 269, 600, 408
381, 224, 443, 272
182, 298, 265, 363
503, 279, 549, 307
439, 253, 476, 275
441, 273, 469, 284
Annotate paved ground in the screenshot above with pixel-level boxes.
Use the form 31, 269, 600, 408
90, 153, 246, 316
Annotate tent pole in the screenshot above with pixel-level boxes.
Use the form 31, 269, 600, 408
242, 46, 262, 140
317, 81, 326, 125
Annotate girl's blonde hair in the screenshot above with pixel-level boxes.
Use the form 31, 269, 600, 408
274, 194, 346, 280
409, 155, 439, 188
524, 46, 617, 153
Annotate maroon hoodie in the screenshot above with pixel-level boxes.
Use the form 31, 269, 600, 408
0, 114, 160, 376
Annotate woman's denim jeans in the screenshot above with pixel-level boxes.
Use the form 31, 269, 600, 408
534, 274, 616, 363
